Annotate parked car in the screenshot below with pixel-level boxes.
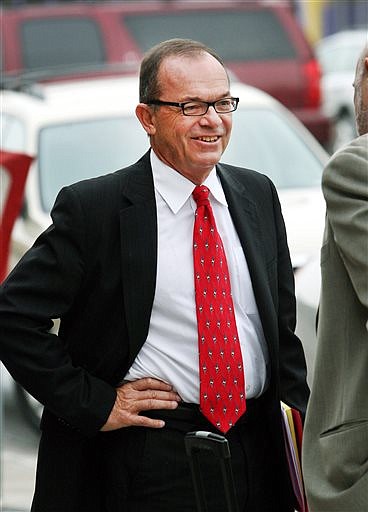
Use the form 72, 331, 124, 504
315, 29, 368, 151
2, 0, 331, 146
294, 254, 321, 386
1, 74, 328, 428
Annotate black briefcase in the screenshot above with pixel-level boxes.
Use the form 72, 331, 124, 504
184, 431, 240, 512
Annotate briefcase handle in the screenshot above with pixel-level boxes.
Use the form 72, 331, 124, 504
185, 431, 240, 512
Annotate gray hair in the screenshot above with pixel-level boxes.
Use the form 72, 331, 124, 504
139, 38, 228, 103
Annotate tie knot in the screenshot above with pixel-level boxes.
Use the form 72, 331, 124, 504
192, 185, 210, 207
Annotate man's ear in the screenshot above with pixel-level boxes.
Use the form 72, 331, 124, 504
136, 103, 156, 135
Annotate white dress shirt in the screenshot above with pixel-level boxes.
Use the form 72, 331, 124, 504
124, 151, 270, 402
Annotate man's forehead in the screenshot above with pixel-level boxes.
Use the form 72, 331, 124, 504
160, 53, 225, 75
159, 55, 229, 93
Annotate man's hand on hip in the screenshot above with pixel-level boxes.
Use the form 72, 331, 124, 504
100, 377, 181, 431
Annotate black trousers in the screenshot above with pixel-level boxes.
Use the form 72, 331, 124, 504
32, 396, 295, 512
99, 397, 294, 512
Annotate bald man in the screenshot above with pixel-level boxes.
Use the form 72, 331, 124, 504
302, 44, 368, 511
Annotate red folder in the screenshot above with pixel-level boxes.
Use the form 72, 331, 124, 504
281, 403, 308, 512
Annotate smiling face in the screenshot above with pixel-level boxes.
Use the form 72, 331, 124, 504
136, 52, 233, 184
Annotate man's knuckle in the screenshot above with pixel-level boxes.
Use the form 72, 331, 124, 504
147, 398, 154, 409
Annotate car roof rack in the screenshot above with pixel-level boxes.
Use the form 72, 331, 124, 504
0, 61, 140, 95
0, 74, 45, 99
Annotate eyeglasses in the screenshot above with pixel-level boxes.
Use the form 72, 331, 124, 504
146, 97, 239, 116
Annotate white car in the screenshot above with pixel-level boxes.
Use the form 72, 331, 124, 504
2, 75, 328, 270
1, 74, 329, 426
315, 29, 368, 152
294, 254, 321, 386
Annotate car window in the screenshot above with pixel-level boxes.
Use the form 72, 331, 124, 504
123, 10, 296, 61
0, 114, 26, 153
38, 106, 322, 213
0, 170, 11, 220
223, 108, 322, 188
21, 18, 105, 71
38, 116, 149, 212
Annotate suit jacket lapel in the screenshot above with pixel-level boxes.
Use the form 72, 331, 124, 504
217, 164, 276, 344
119, 152, 157, 367
217, 164, 265, 282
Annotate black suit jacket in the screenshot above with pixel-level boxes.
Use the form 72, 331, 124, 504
0, 151, 309, 510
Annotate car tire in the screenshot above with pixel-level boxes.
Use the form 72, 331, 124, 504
15, 383, 43, 432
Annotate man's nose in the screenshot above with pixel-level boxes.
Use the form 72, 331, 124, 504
199, 106, 223, 125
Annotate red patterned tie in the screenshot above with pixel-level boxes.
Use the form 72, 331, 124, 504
192, 185, 246, 433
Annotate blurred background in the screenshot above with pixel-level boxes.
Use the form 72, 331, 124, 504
1, 1, 367, 510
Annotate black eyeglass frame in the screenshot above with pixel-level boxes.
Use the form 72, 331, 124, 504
146, 97, 239, 116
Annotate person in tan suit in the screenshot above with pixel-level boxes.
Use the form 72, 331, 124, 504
302, 44, 368, 511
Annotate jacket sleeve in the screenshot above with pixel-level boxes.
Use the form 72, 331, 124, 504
322, 135, 368, 314
0, 185, 116, 437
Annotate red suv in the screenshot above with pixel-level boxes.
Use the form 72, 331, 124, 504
1, 1, 330, 146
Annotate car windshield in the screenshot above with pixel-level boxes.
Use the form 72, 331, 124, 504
39, 116, 149, 212
224, 108, 323, 188
38, 108, 322, 212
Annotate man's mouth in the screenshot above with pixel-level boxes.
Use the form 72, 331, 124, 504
194, 136, 220, 143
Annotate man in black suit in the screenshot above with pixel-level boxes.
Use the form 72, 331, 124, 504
0, 39, 309, 511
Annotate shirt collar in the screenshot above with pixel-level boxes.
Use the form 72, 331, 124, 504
151, 150, 228, 214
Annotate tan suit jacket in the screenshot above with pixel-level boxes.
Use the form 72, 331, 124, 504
302, 134, 368, 511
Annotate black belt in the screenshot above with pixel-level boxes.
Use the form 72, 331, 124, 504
142, 395, 267, 434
